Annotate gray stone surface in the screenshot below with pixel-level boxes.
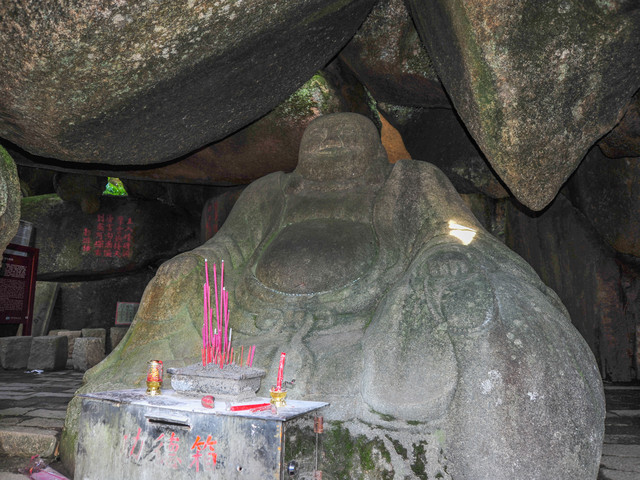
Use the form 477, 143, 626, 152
0, 336, 32, 370
50, 273, 155, 332
72, 338, 105, 372
67, 113, 605, 479
27, 336, 68, 371
566, 147, 640, 257
81, 328, 106, 353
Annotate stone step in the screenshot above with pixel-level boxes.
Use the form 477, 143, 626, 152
599, 469, 640, 480
0, 425, 59, 457
602, 444, 640, 457
600, 455, 640, 473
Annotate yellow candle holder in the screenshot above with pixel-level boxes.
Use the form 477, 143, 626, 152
270, 388, 287, 407
146, 381, 162, 396
146, 360, 163, 396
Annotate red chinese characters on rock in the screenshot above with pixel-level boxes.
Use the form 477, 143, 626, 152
123, 427, 144, 462
189, 435, 218, 472
122, 429, 218, 471
81, 214, 134, 258
166, 432, 182, 470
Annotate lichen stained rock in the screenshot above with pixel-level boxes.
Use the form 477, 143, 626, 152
0, 145, 21, 252
0, 0, 377, 165
407, 0, 640, 210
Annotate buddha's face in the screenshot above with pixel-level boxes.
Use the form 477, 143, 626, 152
297, 113, 382, 181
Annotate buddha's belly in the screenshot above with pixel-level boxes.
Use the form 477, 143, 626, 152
255, 219, 377, 294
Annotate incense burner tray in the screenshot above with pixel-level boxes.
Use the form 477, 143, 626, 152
167, 363, 266, 402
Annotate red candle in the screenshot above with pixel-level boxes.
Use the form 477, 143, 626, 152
276, 352, 286, 391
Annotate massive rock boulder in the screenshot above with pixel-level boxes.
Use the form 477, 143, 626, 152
407, 0, 640, 210
63, 114, 604, 479
4, 66, 375, 186
0, 0, 376, 165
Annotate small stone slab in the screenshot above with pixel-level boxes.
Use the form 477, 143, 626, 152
0, 337, 32, 370
0, 425, 59, 457
55, 330, 82, 359
27, 336, 68, 371
81, 328, 106, 353
600, 455, 640, 473
115, 302, 139, 326
72, 337, 105, 372
168, 363, 266, 402
31, 281, 59, 337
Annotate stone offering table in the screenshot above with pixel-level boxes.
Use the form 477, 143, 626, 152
75, 389, 327, 479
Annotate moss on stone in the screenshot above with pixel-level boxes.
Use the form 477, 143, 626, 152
410, 441, 428, 477
0, 144, 13, 168
283, 422, 316, 460
369, 408, 396, 422
387, 434, 408, 458
447, 1, 503, 153
407, 419, 426, 426
274, 72, 340, 120
323, 422, 394, 479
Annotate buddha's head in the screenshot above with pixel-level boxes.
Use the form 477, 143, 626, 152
296, 113, 388, 182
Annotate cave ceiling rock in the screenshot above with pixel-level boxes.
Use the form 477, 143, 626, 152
0, 0, 377, 165
407, 0, 640, 211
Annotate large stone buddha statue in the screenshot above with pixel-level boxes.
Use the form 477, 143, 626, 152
70, 113, 605, 479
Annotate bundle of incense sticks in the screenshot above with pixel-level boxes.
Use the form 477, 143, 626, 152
202, 259, 256, 368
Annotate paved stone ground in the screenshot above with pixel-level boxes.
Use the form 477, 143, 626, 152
0, 369, 638, 479
599, 384, 640, 480
0, 369, 83, 479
